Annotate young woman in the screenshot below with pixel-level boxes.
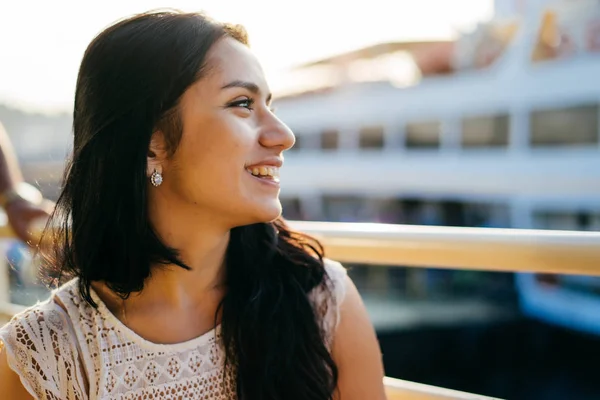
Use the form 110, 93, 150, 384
0, 10, 385, 399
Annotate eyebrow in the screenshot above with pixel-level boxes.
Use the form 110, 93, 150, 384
221, 80, 272, 103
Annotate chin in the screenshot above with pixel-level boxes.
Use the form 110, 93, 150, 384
251, 200, 283, 223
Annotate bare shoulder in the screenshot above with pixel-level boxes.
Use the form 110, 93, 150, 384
331, 273, 387, 400
308, 258, 386, 398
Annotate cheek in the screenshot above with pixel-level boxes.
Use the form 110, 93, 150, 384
174, 126, 250, 192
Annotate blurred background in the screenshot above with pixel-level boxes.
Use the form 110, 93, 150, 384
1, 0, 600, 399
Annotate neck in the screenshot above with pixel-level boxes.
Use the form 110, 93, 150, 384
133, 192, 231, 310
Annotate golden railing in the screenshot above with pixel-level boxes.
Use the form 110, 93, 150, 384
384, 377, 502, 400
2, 221, 600, 399
290, 221, 600, 276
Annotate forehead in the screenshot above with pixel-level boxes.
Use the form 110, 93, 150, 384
204, 37, 268, 90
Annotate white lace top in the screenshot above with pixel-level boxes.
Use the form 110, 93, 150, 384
0, 259, 347, 400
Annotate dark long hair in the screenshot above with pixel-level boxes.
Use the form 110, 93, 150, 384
41, 10, 337, 400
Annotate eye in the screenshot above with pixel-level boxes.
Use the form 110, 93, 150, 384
229, 97, 255, 110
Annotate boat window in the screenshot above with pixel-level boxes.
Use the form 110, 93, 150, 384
320, 129, 339, 150
405, 121, 440, 149
462, 114, 509, 148
359, 125, 385, 149
530, 104, 599, 146
534, 210, 600, 231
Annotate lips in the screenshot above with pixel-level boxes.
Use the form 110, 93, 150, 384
244, 157, 283, 184
245, 165, 280, 183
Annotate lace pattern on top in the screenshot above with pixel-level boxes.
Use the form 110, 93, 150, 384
0, 300, 87, 399
0, 259, 347, 400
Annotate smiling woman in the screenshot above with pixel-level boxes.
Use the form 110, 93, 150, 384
0, 9, 385, 400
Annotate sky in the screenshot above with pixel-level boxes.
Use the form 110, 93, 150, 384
0, 0, 494, 113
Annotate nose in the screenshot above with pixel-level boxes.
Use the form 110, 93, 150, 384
258, 113, 295, 151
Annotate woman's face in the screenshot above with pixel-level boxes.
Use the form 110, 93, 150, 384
149, 37, 295, 228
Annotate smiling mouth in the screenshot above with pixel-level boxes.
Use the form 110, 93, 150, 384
245, 166, 280, 183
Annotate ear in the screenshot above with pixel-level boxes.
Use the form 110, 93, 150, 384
147, 130, 168, 177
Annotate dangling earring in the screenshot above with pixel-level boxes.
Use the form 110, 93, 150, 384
150, 169, 163, 187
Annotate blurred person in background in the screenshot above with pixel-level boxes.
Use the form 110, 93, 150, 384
0, 121, 52, 245
0, 10, 385, 400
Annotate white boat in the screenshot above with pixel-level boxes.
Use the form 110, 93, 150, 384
271, 0, 600, 334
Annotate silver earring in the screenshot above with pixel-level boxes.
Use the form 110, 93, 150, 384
150, 169, 163, 187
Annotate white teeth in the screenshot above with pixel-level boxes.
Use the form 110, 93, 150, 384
246, 166, 280, 178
